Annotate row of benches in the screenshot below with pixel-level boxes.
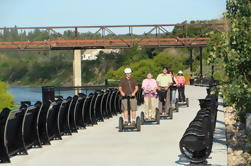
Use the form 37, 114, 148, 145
179, 86, 219, 164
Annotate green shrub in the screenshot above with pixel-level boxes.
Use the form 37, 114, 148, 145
0, 81, 16, 111
106, 50, 189, 82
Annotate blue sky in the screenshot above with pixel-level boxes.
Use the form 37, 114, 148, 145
0, 0, 226, 27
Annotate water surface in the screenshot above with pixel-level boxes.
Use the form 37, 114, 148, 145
8, 86, 75, 105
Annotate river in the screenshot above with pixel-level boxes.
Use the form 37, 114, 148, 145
8, 86, 75, 106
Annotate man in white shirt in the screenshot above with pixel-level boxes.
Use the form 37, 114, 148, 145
156, 66, 173, 115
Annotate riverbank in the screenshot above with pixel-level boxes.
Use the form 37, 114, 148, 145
8, 80, 72, 87
8, 80, 104, 88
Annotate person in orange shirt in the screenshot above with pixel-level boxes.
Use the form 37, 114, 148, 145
188, 74, 193, 85
176, 70, 186, 103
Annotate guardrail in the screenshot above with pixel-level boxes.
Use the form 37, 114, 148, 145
192, 78, 219, 87
0, 86, 145, 163
179, 86, 219, 164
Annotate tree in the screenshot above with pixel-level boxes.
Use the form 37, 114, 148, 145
208, 0, 251, 121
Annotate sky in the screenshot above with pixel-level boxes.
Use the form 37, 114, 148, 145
0, 0, 226, 28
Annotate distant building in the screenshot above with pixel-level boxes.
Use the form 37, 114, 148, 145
82, 49, 120, 61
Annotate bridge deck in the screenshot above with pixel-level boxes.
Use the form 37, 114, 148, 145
2, 86, 227, 166
0, 38, 208, 50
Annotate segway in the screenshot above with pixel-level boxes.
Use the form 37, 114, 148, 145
157, 88, 173, 120
140, 91, 160, 125
170, 86, 179, 112
159, 102, 173, 119
118, 95, 141, 132
176, 97, 189, 107
140, 109, 160, 125
176, 85, 189, 107
171, 99, 179, 112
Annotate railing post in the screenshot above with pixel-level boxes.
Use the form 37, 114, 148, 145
105, 79, 108, 88
42, 86, 55, 106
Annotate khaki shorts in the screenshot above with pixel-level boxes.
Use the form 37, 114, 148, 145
121, 98, 137, 111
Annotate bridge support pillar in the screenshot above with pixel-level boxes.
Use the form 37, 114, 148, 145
73, 49, 82, 95
199, 47, 203, 78
189, 48, 193, 73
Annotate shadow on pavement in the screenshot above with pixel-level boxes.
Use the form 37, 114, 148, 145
175, 154, 214, 166
175, 154, 190, 165
213, 126, 226, 146
114, 126, 140, 132
216, 120, 225, 125
217, 109, 224, 113
218, 101, 224, 106
142, 121, 159, 125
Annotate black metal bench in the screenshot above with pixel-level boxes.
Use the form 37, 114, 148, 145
179, 88, 219, 164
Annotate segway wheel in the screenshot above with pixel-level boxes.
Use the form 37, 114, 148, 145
156, 109, 160, 124
118, 117, 123, 132
140, 112, 145, 125
169, 108, 173, 119
186, 98, 189, 107
136, 117, 141, 131
175, 101, 179, 112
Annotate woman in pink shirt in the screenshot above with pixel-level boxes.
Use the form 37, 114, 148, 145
176, 70, 186, 102
142, 72, 158, 120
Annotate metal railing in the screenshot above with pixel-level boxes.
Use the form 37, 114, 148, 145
0, 86, 144, 163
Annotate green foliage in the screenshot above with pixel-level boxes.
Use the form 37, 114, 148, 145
81, 51, 124, 84
106, 49, 189, 82
0, 52, 73, 86
172, 20, 220, 37
0, 81, 16, 111
208, 0, 251, 121
119, 45, 148, 65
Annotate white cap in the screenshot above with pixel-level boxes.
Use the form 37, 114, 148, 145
178, 70, 183, 74
124, 68, 132, 74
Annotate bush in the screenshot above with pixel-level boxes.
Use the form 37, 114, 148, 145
0, 81, 16, 111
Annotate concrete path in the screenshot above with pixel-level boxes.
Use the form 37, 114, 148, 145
3, 86, 227, 166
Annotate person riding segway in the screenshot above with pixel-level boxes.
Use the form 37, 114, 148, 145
176, 70, 189, 107
156, 66, 173, 119
140, 72, 160, 125
118, 68, 141, 131
170, 71, 179, 112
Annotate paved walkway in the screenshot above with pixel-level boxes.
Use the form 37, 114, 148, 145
3, 86, 227, 166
